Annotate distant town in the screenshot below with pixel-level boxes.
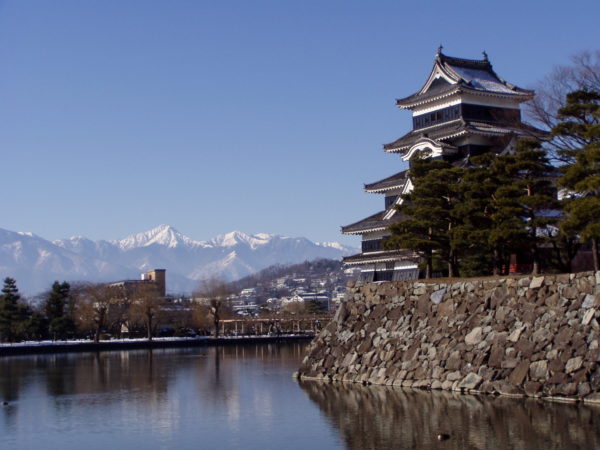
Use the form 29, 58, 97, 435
223, 259, 357, 316
0, 259, 356, 344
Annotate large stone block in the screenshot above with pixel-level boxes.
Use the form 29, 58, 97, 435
430, 288, 446, 305
508, 361, 530, 385
459, 373, 483, 390
529, 360, 548, 380
583, 295, 599, 309
566, 356, 583, 374
465, 327, 484, 346
529, 276, 545, 289
508, 326, 525, 343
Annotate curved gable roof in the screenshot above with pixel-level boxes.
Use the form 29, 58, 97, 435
396, 51, 534, 109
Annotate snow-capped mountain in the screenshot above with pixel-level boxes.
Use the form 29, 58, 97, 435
113, 224, 210, 250
0, 225, 356, 296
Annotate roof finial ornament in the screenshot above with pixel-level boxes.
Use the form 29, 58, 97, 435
437, 44, 443, 56
482, 50, 488, 61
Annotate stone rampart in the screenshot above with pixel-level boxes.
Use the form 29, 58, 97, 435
298, 272, 600, 402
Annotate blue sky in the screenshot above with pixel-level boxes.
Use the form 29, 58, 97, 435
0, 0, 598, 246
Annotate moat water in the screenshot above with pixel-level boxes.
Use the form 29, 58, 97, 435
1, 343, 599, 449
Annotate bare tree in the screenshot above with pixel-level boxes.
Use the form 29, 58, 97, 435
282, 299, 306, 315
194, 279, 232, 337
129, 283, 163, 340
191, 302, 213, 335
525, 50, 600, 162
75, 283, 123, 342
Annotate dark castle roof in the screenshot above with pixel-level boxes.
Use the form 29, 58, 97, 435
341, 208, 410, 235
383, 119, 546, 153
396, 52, 534, 109
341, 210, 387, 234
343, 249, 417, 266
364, 169, 409, 193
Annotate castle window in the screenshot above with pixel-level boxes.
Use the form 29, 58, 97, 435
385, 195, 399, 209
413, 105, 460, 130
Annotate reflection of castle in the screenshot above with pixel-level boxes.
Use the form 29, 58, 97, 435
299, 381, 600, 449
342, 49, 545, 281
108, 269, 166, 297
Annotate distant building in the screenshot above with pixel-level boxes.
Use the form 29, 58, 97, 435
240, 288, 256, 298
300, 292, 330, 311
342, 49, 545, 282
109, 269, 166, 297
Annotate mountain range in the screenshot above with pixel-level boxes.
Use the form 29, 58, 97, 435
0, 225, 356, 296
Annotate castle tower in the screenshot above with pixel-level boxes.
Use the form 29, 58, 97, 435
342, 49, 545, 281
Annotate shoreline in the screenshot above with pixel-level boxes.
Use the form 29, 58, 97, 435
295, 375, 600, 406
0, 334, 314, 357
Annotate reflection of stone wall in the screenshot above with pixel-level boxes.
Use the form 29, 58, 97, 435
298, 272, 600, 401
299, 381, 600, 450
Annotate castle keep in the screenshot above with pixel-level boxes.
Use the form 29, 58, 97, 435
342, 49, 544, 281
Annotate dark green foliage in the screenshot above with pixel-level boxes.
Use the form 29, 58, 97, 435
45, 281, 68, 320
0, 278, 22, 342
553, 90, 600, 162
306, 299, 327, 314
44, 281, 75, 340
453, 152, 523, 275
385, 157, 464, 277
19, 311, 49, 341
554, 89, 600, 270
495, 139, 560, 273
386, 138, 558, 277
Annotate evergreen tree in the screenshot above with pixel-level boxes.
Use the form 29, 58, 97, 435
495, 138, 559, 274
19, 311, 49, 341
554, 89, 600, 269
306, 299, 327, 314
386, 157, 464, 278
0, 278, 22, 342
386, 140, 556, 277
44, 281, 75, 340
452, 153, 511, 276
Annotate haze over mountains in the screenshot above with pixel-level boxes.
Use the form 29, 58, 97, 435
0, 225, 356, 296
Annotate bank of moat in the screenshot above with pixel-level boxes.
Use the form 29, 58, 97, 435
298, 272, 600, 402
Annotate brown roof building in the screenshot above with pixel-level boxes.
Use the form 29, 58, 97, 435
342, 48, 546, 281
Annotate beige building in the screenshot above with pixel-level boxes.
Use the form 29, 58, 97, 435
109, 269, 166, 297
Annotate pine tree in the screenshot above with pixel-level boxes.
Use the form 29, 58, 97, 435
554, 89, 600, 270
0, 278, 21, 342
386, 157, 464, 278
44, 281, 75, 340
452, 153, 509, 276
495, 138, 559, 274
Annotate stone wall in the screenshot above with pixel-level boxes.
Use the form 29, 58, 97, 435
297, 272, 600, 402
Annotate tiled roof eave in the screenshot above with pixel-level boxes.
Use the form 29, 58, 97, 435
364, 184, 404, 194
385, 130, 468, 154
341, 225, 388, 235
343, 251, 418, 266
384, 123, 536, 154
363, 170, 409, 193
397, 87, 533, 110
397, 88, 460, 109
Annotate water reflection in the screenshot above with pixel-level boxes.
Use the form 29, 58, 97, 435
6, 344, 596, 450
299, 381, 600, 450
0, 344, 319, 450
